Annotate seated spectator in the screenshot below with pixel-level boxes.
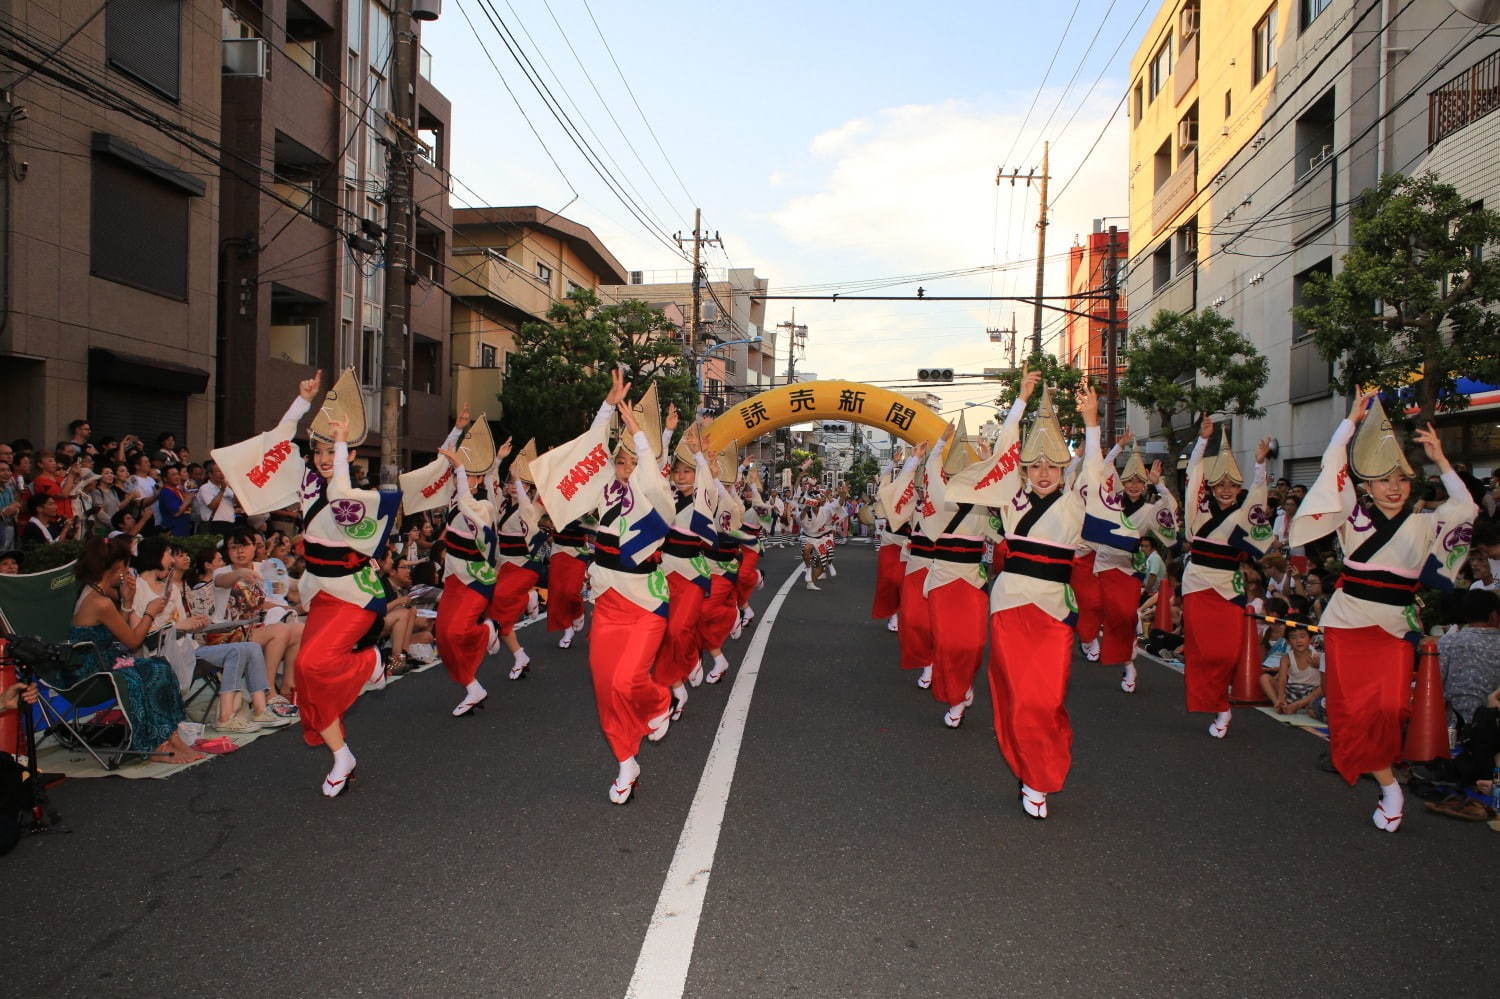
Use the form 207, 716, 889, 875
1142, 592, 1184, 660
1461, 550, 1497, 591
212, 530, 304, 706
68, 537, 204, 764
1303, 572, 1330, 619
1260, 597, 1290, 672
1261, 617, 1324, 714
0, 456, 18, 550
20, 493, 77, 545
87, 466, 126, 536
376, 552, 436, 675
0, 550, 20, 574
192, 460, 239, 535
1437, 589, 1500, 790
128, 538, 289, 735
155, 466, 193, 538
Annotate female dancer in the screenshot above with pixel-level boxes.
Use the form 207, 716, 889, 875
1181, 419, 1273, 740
947, 368, 1122, 819
653, 429, 718, 715
484, 444, 543, 680
1091, 442, 1178, 693
733, 465, 771, 635
1290, 391, 1476, 831
883, 448, 934, 687
534, 370, 674, 803
871, 456, 909, 632
699, 459, 745, 684
548, 515, 594, 649
431, 441, 505, 717
920, 425, 989, 728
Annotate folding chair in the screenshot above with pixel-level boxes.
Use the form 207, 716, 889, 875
0, 560, 151, 770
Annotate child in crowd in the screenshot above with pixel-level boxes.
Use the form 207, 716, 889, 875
1260, 597, 1290, 675
1261, 619, 1324, 717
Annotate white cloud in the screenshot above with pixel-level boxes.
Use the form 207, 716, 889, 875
808, 118, 870, 157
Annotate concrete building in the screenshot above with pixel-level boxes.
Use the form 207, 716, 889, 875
447, 205, 629, 425
912, 391, 943, 415
601, 266, 775, 460
0, 0, 223, 448
1064, 223, 1129, 430
1125, 0, 1500, 476
217, 0, 453, 461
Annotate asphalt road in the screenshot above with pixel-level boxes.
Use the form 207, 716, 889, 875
9, 545, 1497, 998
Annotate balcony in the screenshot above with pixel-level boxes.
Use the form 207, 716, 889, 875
453, 364, 503, 420
449, 248, 553, 319
1291, 156, 1336, 243
1175, 34, 1198, 105
1151, 149, 1196, 235
1289, 337, 1332, 403
1429, 49, 1500, 146
1154, 264, 1196, 315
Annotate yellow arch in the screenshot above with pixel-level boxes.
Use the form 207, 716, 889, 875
703, 380, 950, 452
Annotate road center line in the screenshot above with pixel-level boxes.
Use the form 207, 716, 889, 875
625, 564, 803, 999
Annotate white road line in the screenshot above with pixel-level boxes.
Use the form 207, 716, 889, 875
625, 565, 803, 999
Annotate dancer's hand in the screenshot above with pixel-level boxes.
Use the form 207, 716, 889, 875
455, 404, 471, 431
299, 369, 323, 402
1116, 428, 1134, 449
437, 447, 461, 467
1413, 423, 1450, 472
665, 403, 679, 432
1077, 381, 1100, 428
1199, 415, 1214, 440
1348, 387, 1379, 425
496, 437, 513, 461
1255, 437, 1272, 464
327, 414, 349, 443
1148, 460, 1163, 485
618, 401, 641, 435
606, 368, 631, 408
1017, 364, 1040, 403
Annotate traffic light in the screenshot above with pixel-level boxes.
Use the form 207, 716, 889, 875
917, 367, 954, 382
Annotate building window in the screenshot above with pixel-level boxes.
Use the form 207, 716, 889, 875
1153, 137, 1174, 192
1301, 0, 1332, 30
1225, 90, 1232, 118
1152, 244, 1173, 292
1292, 258, 1333, 341
359, 326, 380, 387
536, 262, 553, 283
412, 336, 440, 395
1176, 219, 1198, 273
270, 292, 320, 365
90, 141, 197, 300
480, 343, 497, 368
1149, 32, 1174, 101
107, 0, 182, 100
1132, 82, 1144, 125
1253, 6, 1278, 86
566, 279, 584, 296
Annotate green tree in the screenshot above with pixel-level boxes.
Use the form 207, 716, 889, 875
499, 289, 698, 450
776, 447, 823, 483
994, 352, 1086, 437
1291, 172, 1500, 427
1119, 308, 1268, 452
843, 454, 881, 497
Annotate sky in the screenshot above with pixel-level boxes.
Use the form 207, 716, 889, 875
421, 0, 1140, 425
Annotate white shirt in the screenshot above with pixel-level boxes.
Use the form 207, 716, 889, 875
127, 474, 158, 501
194, 480, 237, 523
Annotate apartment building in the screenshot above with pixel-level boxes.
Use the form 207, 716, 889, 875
217, 0, 454, 460
1063, 223, 1129, 429
1125, 0, 1500, 476
0, 0, 222, 448
447, 205, 629, 423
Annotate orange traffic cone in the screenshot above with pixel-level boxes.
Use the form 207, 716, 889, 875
1229, 609, 1268, 704
1153, 573, 1175, 634
1403, 638, 1449, 763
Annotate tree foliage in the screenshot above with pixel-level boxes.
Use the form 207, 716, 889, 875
775, 447, 823, 484
993, 352, 1087, 437
843, 455, 881, 498
1119, 308, 1268, 452
1291, 172, 1500, 427
498, 289, 698, 450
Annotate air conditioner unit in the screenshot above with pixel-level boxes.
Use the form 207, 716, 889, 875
629, 270, 643, 284
1178, 118, 1199, 149
222, 37, 269, 78
1180, 6, 1200, 38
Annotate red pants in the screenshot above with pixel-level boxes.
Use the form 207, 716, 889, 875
734, 547, 761, 606
589, 589, 670, 761
988, 603, 1075, 793
1071, 551, 1102, 645
437, 577, 491, 687
547, 551, 588, 631
698, 574, 739, 653
296, 592, 378, 747
654, 572, 706, 688
897, 567, 933, 670
871, 544, 904, 618
1097, 568, 1144, 665
928, 579, 987, 706
1183, 589, 1243, 713
1324, 626, 1412, 784
487, 562, 538, 636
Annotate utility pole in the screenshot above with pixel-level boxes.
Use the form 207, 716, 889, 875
674, 208, 721, 355
1104, 225, 1121, 442
996, 141, 1051, 357
379, 0, 419, 486
777, 309, 807, 385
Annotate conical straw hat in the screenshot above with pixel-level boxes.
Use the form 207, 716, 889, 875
1020, 387, 1071, 466
308, 368, 368, 445
942, 411, 982, 475
458, 415, 497, 475
673, 420, 703, 468
717, 447, 739, 484
1349, 395, 1414, 480
632, 383, 664, 463
509, 437, 538, 484
1120, 443, 1150, 482
1202, 423, 1244, 485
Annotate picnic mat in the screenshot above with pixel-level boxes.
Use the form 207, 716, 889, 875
35, 717, 287, 779
1253, 706, 1329, 732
